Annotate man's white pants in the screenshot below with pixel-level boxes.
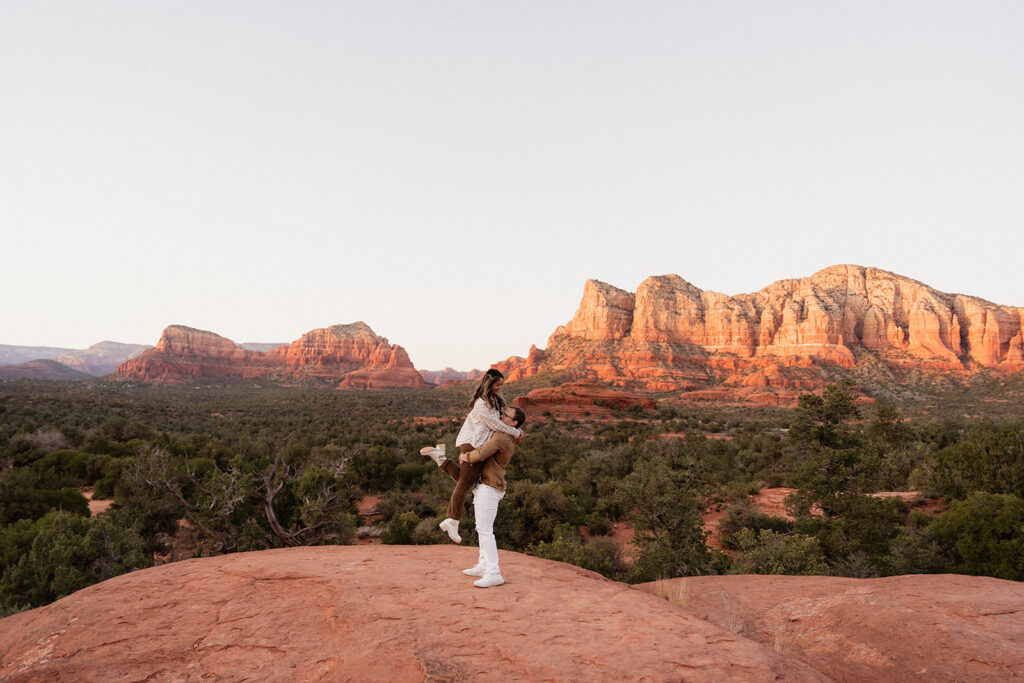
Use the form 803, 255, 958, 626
473, 483, 505, 577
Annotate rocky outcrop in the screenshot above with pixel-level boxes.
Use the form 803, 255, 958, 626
115, 323, 427, 389
514, 381, 656, 419
115, 326, 274, 382
639, 574, 1024, 682
335, 342, 429, 390
0, 546, 826, 681
499, 265, 1024, 399
267, 323, 427, 389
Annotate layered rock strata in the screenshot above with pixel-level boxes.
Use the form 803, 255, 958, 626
115, 323, 427, 389
496, 265, 1024, 398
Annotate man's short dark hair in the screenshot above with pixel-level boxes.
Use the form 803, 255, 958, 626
510, 406, 526, 428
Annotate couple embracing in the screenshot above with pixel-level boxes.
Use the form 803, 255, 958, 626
420, 368, 525, 588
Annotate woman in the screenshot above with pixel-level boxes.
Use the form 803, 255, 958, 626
421, 368, 522, 542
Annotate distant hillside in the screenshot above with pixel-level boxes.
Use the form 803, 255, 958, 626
419, 367, 484, 386
54, 341, 152, 376
1, 341, 151, 376
0, 344, 77, 366
0, 359, 94, 381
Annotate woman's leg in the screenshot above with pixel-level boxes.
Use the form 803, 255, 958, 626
473, 484, 505, 581
445, 445, 483, 521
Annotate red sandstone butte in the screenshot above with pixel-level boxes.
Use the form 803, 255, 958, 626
495, 265, 1024, 399
514, 381, 656, 419
638, 573, 1024, 682
0, 546, 826, 682
115, 322, 427, 389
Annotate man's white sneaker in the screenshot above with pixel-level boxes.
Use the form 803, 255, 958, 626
438, 518, 461, 543
473, 573, 504, 588
420, 444, 447, 466
462, 565, 485, 577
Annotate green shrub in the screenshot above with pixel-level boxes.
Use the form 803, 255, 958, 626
0, 467, 89, 525
731, 529, 828, 575
0, 510, 149, 609
495, 481, 568, 548
930, 492, 1024, 581
587, 516, 612, 536
382, 511, 421, 545
718, 505, 794, 550
532, 524, 624, 580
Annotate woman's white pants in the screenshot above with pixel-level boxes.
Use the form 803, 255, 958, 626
473, 483, 505, 576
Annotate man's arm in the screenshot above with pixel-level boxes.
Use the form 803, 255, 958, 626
463, 433, 511, 464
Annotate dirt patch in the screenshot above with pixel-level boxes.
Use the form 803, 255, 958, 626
79, 488, 113, 517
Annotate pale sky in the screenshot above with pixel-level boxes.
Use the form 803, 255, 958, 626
2, 2, 1022, 370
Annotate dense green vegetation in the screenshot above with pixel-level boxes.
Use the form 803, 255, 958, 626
1, 377, 1022, 614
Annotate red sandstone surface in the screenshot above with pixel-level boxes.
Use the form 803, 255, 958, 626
639, 574, 1024, 681
115, 323, 427, 389
495, 265, 1024, 400
0, 546, 827, 682
514, 381, 657, 419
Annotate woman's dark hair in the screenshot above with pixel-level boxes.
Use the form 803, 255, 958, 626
470, 368, 505, 411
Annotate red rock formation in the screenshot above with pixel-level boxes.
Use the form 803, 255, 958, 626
115, 323, 427, 389
499, 265, 1024, 399
639, 573, 1024, 681
514, 381, 657, 420
0, 546, 826, 681
115, 326, 276, 382
336, 344, 428, 390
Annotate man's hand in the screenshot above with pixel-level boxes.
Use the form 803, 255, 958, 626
459, 452, 470, 464
515, 433, 525, 444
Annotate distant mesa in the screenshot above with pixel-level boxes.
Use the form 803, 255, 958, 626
496, 264, 1024, 404
419, 367, 484, 386
0, 359, 94, 381
0, 344, 78, 366
114, 323, 427, 389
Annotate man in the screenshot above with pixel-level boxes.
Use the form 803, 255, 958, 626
423, 405, 526, 588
